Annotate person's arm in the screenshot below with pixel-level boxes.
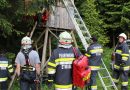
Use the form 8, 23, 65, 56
35, 63, 41, 75
8, 63, 14, 75
34, 51, 41, 75
15, 53, 21, 76
85, 46, 91, 57
47, 50, 57, 83
121, 44, 129, 64
16, 64, 21, 76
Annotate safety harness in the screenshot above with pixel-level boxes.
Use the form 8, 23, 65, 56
21, 48, 35, 71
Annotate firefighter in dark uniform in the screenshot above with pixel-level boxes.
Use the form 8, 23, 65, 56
0, 50, 14, 90
47, 31, 82, 90
112, 33, 129, 90
15, 36, 41, 90
85, 36, 103, 90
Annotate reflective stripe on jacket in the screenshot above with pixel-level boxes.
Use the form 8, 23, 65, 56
115, 42, 130, 66
0, 56, 14, 82
47, 47, 81, 88
86, 42, 103, 67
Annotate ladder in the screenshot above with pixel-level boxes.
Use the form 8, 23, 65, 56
98, 59, 118, 90
62, 0, 118, 90
62, 0, 91, 51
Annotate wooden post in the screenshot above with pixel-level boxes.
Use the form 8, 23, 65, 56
41, 28, 49, 66
49, 36, 52, 57
35, 44, 38, 52
71, 31, 78, 48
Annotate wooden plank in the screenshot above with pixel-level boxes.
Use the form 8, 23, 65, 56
47, 6, 74, 29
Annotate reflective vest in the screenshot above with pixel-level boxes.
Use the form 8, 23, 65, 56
0, 56, 13, 82
48, 47, 81, 89
86, 42, 103, 70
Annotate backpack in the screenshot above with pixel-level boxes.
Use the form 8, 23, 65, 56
72, 47, 91, 88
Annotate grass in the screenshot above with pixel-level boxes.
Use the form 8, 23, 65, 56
12, 47, 129, 90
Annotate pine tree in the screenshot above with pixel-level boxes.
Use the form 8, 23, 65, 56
95, 0, 130, 46
75, 0, 109, 45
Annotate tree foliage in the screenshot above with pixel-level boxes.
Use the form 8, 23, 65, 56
0, 0, 40, 52
75, 0, 109, 46
95, 0, 130, 46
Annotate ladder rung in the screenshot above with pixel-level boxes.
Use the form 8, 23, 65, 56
101, 76, 110, 79
74, 13, 78, 15
106, 85, 115, 88
79, 24, 84, 27
84, 36, 90, 40
100, 68, 106, 70
74, 18, 81, 21
82, 30, 87, 33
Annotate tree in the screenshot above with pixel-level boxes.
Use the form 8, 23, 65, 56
75, 0, 109, 46
0, 0, 41, 52
95, 0, 130, 47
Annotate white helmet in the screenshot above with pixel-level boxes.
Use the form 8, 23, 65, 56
21, 36, 32, 49
59, 31, 72, 44
119, 33, 127, 40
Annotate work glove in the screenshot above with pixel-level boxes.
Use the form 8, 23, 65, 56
110, 61, 115, 70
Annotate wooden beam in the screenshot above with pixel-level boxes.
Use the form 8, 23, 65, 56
49, 37, 52, 57
71, 31, 78, 48
41, 28, 49, 66
34, 30, 45, 45
38, 44, 44, 50
29, 22, 37, 38
48, 29, 59, 39
35, 44, 38, 52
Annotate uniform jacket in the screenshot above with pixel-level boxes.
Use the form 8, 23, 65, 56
0, 56, 13, 82
48, 46, 81, 89
86, 42, 103, 70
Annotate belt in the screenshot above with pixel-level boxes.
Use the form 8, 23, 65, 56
21, 67, 35, 71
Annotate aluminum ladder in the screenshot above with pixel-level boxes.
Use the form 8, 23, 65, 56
62, 0, 91, 51
62, 0, 118, 90
98, 59, 118, 90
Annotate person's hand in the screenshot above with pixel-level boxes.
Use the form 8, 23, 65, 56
34, 75, 40, 84
34, 78, 40, 84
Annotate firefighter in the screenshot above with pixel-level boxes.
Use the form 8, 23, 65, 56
47, 31, 82, 90
15, 36, 41, 90
0, 49, 14, 90
112, 33, 129, 90
85, 36, 103, 90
